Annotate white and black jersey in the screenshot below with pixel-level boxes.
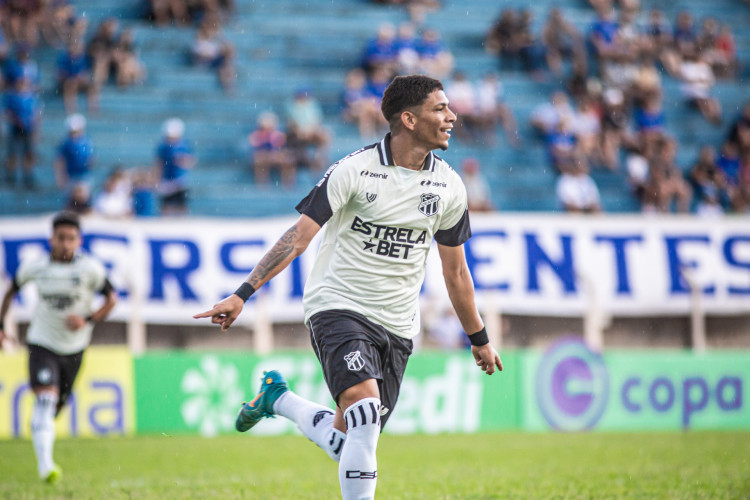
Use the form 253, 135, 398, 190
15, 253, 110, 355
297, 134, 471, 340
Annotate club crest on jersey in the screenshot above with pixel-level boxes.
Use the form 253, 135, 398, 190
418, 193, 440, 217
366, 192, 377, 203
344, 351, 365, 371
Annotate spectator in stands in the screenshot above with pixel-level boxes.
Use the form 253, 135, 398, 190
285, 87, 331, 171
361, 22, 397, 78
444, 71, 479, 143
572, 97, 602, 167
712, 24, 737, 79
93, 167, 133, 218
0, 26, 9, 68
3, 44, 40, 92
191, 14, 235, 92
633, 96, 665, 150
546, 117, 583, 174
717, 140, 741, 191
394, 22, 419, 75
415, 28, 453, 78
644, 136, 691, 213
679, 48, 721, 125
727, 102, 750, 154
625, 144, 650, 205
731, 151, 750, 212
3, 0, 44, 47
513, 9, 545, 79
531, 91, 575, 137
87, 18, 119, 89
341, 68, 385, 139
475, 71, 519, 147
39, 0, 77, 47
65, 182, 92, 214
587, 0, 620, 64
556, 162, 601, 213
485, 9, 517, 71
662, 10, 697, 76
131, 167, 158, 217
461, 157, 493, 212
542, 7, 584, 77
152, 118, 196, 216
600, 87, 630, 170
54, 113, 94, 199
3, 76, 40, 189
57, 40, 97, 113
248, 111, 295, 188
631, 59, 662, 108
366, 65, 391, 104
689, 145, 728, 216
148, 0, 189, 26
642, 8, 672, 63
112, 28, 146, 87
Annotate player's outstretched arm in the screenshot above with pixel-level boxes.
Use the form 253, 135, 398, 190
437, 243, 503, 375
193, 214, 321, 331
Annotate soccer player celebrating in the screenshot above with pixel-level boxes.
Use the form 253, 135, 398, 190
0, 211, 117, 483
195, 75, 503, 500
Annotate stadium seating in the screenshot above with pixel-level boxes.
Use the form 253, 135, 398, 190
0, 0, 748, 217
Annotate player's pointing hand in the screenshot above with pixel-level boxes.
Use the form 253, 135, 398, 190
193, 294, 244, 332
471, 344, 503, 375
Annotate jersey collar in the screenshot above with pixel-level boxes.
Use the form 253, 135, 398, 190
377, 133, 436, 172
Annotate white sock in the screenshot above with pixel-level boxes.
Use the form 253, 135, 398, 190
339, 397, 381, 500
273, 391, 347, 462
31, 392, 58, 478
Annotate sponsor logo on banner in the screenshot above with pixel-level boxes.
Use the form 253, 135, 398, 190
535, 338, 609, 431
180, 356, 243, 437
0, 347, 134, 439
532, 338, 748, 431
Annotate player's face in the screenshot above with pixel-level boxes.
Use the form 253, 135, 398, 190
412, 90, 456, 151
49, 225, 81, 262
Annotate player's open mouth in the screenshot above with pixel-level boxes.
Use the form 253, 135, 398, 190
441, 128, 452, 137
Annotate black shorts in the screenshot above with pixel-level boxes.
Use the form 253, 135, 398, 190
28, 344, 84, 413
308, 309, 413, 429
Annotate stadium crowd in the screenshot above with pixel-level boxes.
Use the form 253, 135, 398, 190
0, 0, 748, 217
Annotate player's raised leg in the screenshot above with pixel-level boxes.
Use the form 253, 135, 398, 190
236, 370, 347, 461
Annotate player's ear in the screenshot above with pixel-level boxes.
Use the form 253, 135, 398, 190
400, 110, 417, 131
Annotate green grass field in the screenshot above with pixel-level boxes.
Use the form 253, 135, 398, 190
1, 431, 748, 499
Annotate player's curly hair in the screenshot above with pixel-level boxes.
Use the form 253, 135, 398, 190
381, 75, 443, 129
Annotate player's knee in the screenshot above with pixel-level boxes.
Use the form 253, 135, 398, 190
338, 379, 380, 415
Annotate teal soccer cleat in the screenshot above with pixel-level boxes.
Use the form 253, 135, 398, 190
235, 370, 289, 432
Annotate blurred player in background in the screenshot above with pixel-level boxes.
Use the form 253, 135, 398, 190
0, 211, 117, 483
195, 75, 503, 500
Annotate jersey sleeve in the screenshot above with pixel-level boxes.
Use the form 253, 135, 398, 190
85, 257, 108, 292
296, 161, 355, 226
434, 177, 471, 247
14, 259, 34, 289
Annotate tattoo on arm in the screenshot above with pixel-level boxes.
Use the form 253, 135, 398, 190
248, 225, 299, 288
